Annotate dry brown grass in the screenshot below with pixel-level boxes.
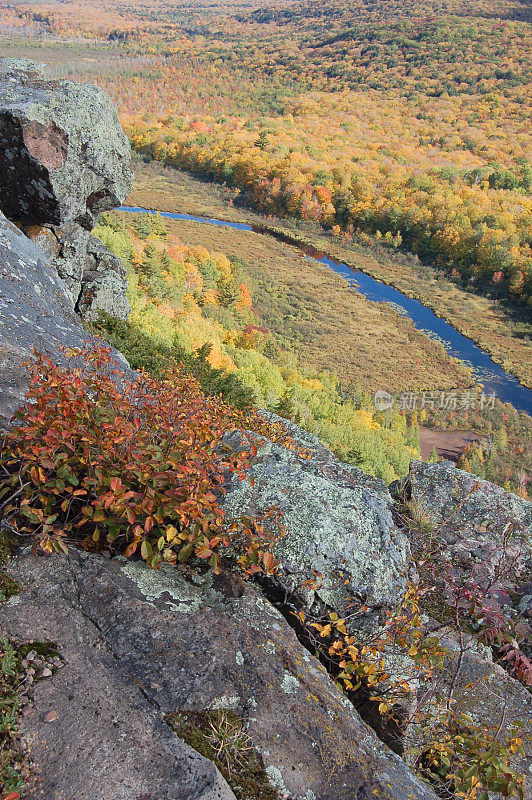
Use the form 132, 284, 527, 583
120, 179, 473, 393
129, 160, 531, 389
161, 217, 472, 392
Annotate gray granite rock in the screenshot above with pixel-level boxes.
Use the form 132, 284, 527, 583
0, 549, 439, 800
0, 551, 236, 800
402, 460, 532, 589
0, 212, 129, 426
0, 58, 131, 318
222, 424, 410, 622
0, 58, 131, 228
77, 234, 132, 320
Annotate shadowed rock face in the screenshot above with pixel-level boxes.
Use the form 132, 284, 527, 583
0, 549, 439, 800
0, 58, 131, 316
0, 211, 130, 426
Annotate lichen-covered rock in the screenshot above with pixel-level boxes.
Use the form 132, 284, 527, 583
401, 460, 532, 589
77, 235, 132, 320
258, 411, 391, 495
0, 58, 131, 227
1, 549, 438, 800
0, 212, 129, 426
222, 424, 410, 621
0, 58, 131, 317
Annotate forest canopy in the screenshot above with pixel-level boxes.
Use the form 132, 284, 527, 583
5, 0, 528, 307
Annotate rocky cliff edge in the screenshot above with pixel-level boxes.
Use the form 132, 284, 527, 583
0, 59, 531, 800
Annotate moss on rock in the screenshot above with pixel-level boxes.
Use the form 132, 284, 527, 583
166, 709, 281, 800
0, 524, 19, 601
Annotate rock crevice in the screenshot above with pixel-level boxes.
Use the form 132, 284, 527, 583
0, 549, 439, 800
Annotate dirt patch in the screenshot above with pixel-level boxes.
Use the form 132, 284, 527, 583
419, 427, 479, 462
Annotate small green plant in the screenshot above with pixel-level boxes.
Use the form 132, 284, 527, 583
309, 585, 445, 714
0, 638, 24, 798
410, 710, 525, 800
201, 711, 255, 773
303, 581, 526, 799
167, 710, 280, 800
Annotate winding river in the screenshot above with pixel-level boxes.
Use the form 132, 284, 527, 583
119, 206, 532, 415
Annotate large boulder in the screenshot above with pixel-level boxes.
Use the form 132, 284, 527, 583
221, 419, 411, 624
0, 549, 438, 800
0, 58, 131, 317
0, 551, 235, 800
400, 460, 532, 591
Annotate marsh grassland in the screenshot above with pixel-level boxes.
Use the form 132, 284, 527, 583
129, 160, 531, 389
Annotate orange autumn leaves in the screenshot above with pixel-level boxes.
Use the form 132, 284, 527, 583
0, 346, 283, 577
123, 216, 254, 372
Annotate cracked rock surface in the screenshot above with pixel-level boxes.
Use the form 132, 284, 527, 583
222, 419, 410, 625
0, 549, 438, 800
0, 57, 131, 317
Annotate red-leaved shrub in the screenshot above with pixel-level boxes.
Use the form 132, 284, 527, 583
0, 345, 283, 576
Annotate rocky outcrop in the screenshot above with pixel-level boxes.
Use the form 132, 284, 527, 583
0, 211, 126, 426
0, 548, 439, 800
1, 550, 236, 800
222, 420, 410, 626
1, 54, 530, 800
76, 235, 132, 320
391, 459, 532, 789
222, 429, 532, 786
399, 460, 532, 593
0, 58, 131, 318
409, 626, 532, 796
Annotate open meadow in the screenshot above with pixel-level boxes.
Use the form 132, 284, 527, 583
130, 160, 532, 388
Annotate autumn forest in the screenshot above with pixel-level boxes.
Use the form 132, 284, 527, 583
0, 0, 530, 493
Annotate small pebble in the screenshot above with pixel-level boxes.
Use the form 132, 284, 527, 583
19, 695, 29, 705
21, 707, 32, 717
33, 658, 44, 668
26, 667, 35, 676
40, 667, 53, 678
26, 650, 37, 661
44, 711, 58, 723
20, 659, 29, 669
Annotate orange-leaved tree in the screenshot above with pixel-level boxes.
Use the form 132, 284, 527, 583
0, 345, 282, 576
